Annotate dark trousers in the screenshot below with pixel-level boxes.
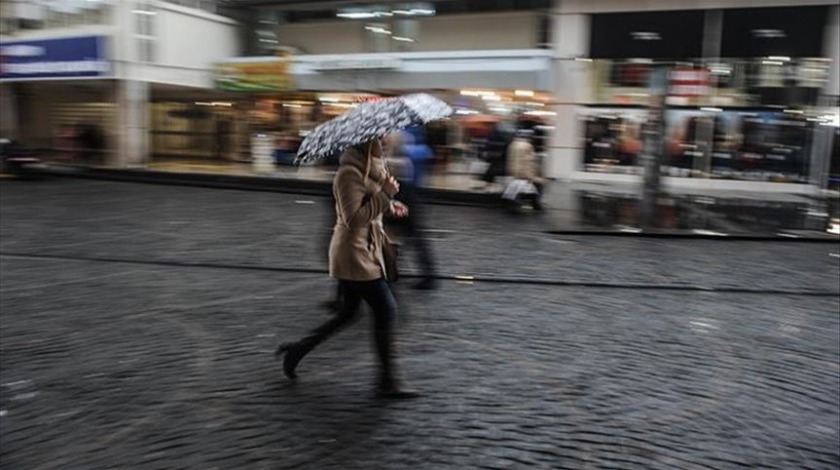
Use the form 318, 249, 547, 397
298, 278, 398, 381
395, 183, 436, 279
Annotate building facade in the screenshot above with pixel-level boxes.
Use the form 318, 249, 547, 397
0, 0, 239, 166
2, 0, 838, 191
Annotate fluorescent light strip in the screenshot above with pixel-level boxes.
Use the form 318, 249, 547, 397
365, 26, 392, 34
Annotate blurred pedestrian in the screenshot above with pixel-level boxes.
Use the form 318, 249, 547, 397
505, 129, 544, 211
482, 122, 514, 188
276, 138, 418, 399
76, 123, 103, 164
388, 127, 438, 290
215, 118, 231, 159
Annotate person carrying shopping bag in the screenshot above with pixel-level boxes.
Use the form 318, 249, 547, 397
504, 129, 545, 212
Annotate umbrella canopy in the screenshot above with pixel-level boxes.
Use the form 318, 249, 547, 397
295, 93, 452, 164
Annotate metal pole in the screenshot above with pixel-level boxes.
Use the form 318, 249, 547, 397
640, 66, 669, 229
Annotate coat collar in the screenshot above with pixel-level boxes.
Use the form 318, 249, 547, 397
340, 147, 386, 183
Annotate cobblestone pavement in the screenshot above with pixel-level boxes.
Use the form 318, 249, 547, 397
1, 180, 838, 293
1, 180, 839, 469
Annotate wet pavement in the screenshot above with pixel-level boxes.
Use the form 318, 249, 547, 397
544, 182, 839, 238
28, 162, 840, 239
1, 179, 839, 469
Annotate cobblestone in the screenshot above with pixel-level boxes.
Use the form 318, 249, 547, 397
1, 180, 838, 293
0, 180, 838, 469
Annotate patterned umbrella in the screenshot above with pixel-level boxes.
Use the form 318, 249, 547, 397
295, 93, 452, 164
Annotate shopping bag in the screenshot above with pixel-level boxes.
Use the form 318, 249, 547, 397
502, 178, 537, 201
468, 159, 490, 176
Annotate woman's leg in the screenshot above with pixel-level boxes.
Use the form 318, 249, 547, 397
357, 279, 397, 383
355, 279, 416, 397
277, 280, 362, 378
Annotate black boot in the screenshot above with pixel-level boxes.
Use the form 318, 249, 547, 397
274, 342, 311, 379
377, 374, 420, 399
374, 331, 419, 399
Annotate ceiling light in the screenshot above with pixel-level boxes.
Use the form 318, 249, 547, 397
393, 36, 415, 42
524, 110, 557, 116
752, 29, 785, 38
365, 26, 392, 34
337, 10, 392, 19
515, 90, 535, 97
768, 56, 791, 62
630, 31, 661, 41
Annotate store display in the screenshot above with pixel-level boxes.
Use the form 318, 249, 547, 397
582, 109, 646, 172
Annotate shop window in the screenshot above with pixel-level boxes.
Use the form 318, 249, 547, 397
2, 0, 114, 30
0, 1, 21, 34
133, 1, 156, 63
10, 0, 46, 30
256, 10, 281, 54
163, 0, 216, 14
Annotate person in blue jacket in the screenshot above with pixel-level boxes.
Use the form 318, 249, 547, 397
390, 126, 437, 290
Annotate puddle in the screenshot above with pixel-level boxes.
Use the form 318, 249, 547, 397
575, 190, 838, 237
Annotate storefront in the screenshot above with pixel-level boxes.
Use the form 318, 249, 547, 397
195, 49, 553, 166
577, 5, 837, 186
2, 0, 241, 168
0, 34, 115, 163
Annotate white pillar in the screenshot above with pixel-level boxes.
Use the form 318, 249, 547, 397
812, 5, 840, 188
824, 6, 840, 98
548, 5, 590, 181
113, 79, 149, 167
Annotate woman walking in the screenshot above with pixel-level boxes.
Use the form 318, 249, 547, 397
276, 138, 418, 399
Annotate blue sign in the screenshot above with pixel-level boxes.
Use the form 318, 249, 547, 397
0, 36, 108, 80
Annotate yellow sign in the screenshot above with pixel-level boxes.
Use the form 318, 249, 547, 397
215, 55, 294, 92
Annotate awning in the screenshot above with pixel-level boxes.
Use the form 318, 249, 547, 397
289, 50, 552, 91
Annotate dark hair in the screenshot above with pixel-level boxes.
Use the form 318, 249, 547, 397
352, 140, 375, 155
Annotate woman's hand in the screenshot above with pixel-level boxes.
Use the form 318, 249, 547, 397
390, 200, 409, 218
382, 175, 400, 197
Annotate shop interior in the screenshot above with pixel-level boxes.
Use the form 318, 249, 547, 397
148, 88, 555, 184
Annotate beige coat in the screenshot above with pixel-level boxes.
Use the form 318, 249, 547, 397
328, 148, 393, 281
507, 138, 541, 182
